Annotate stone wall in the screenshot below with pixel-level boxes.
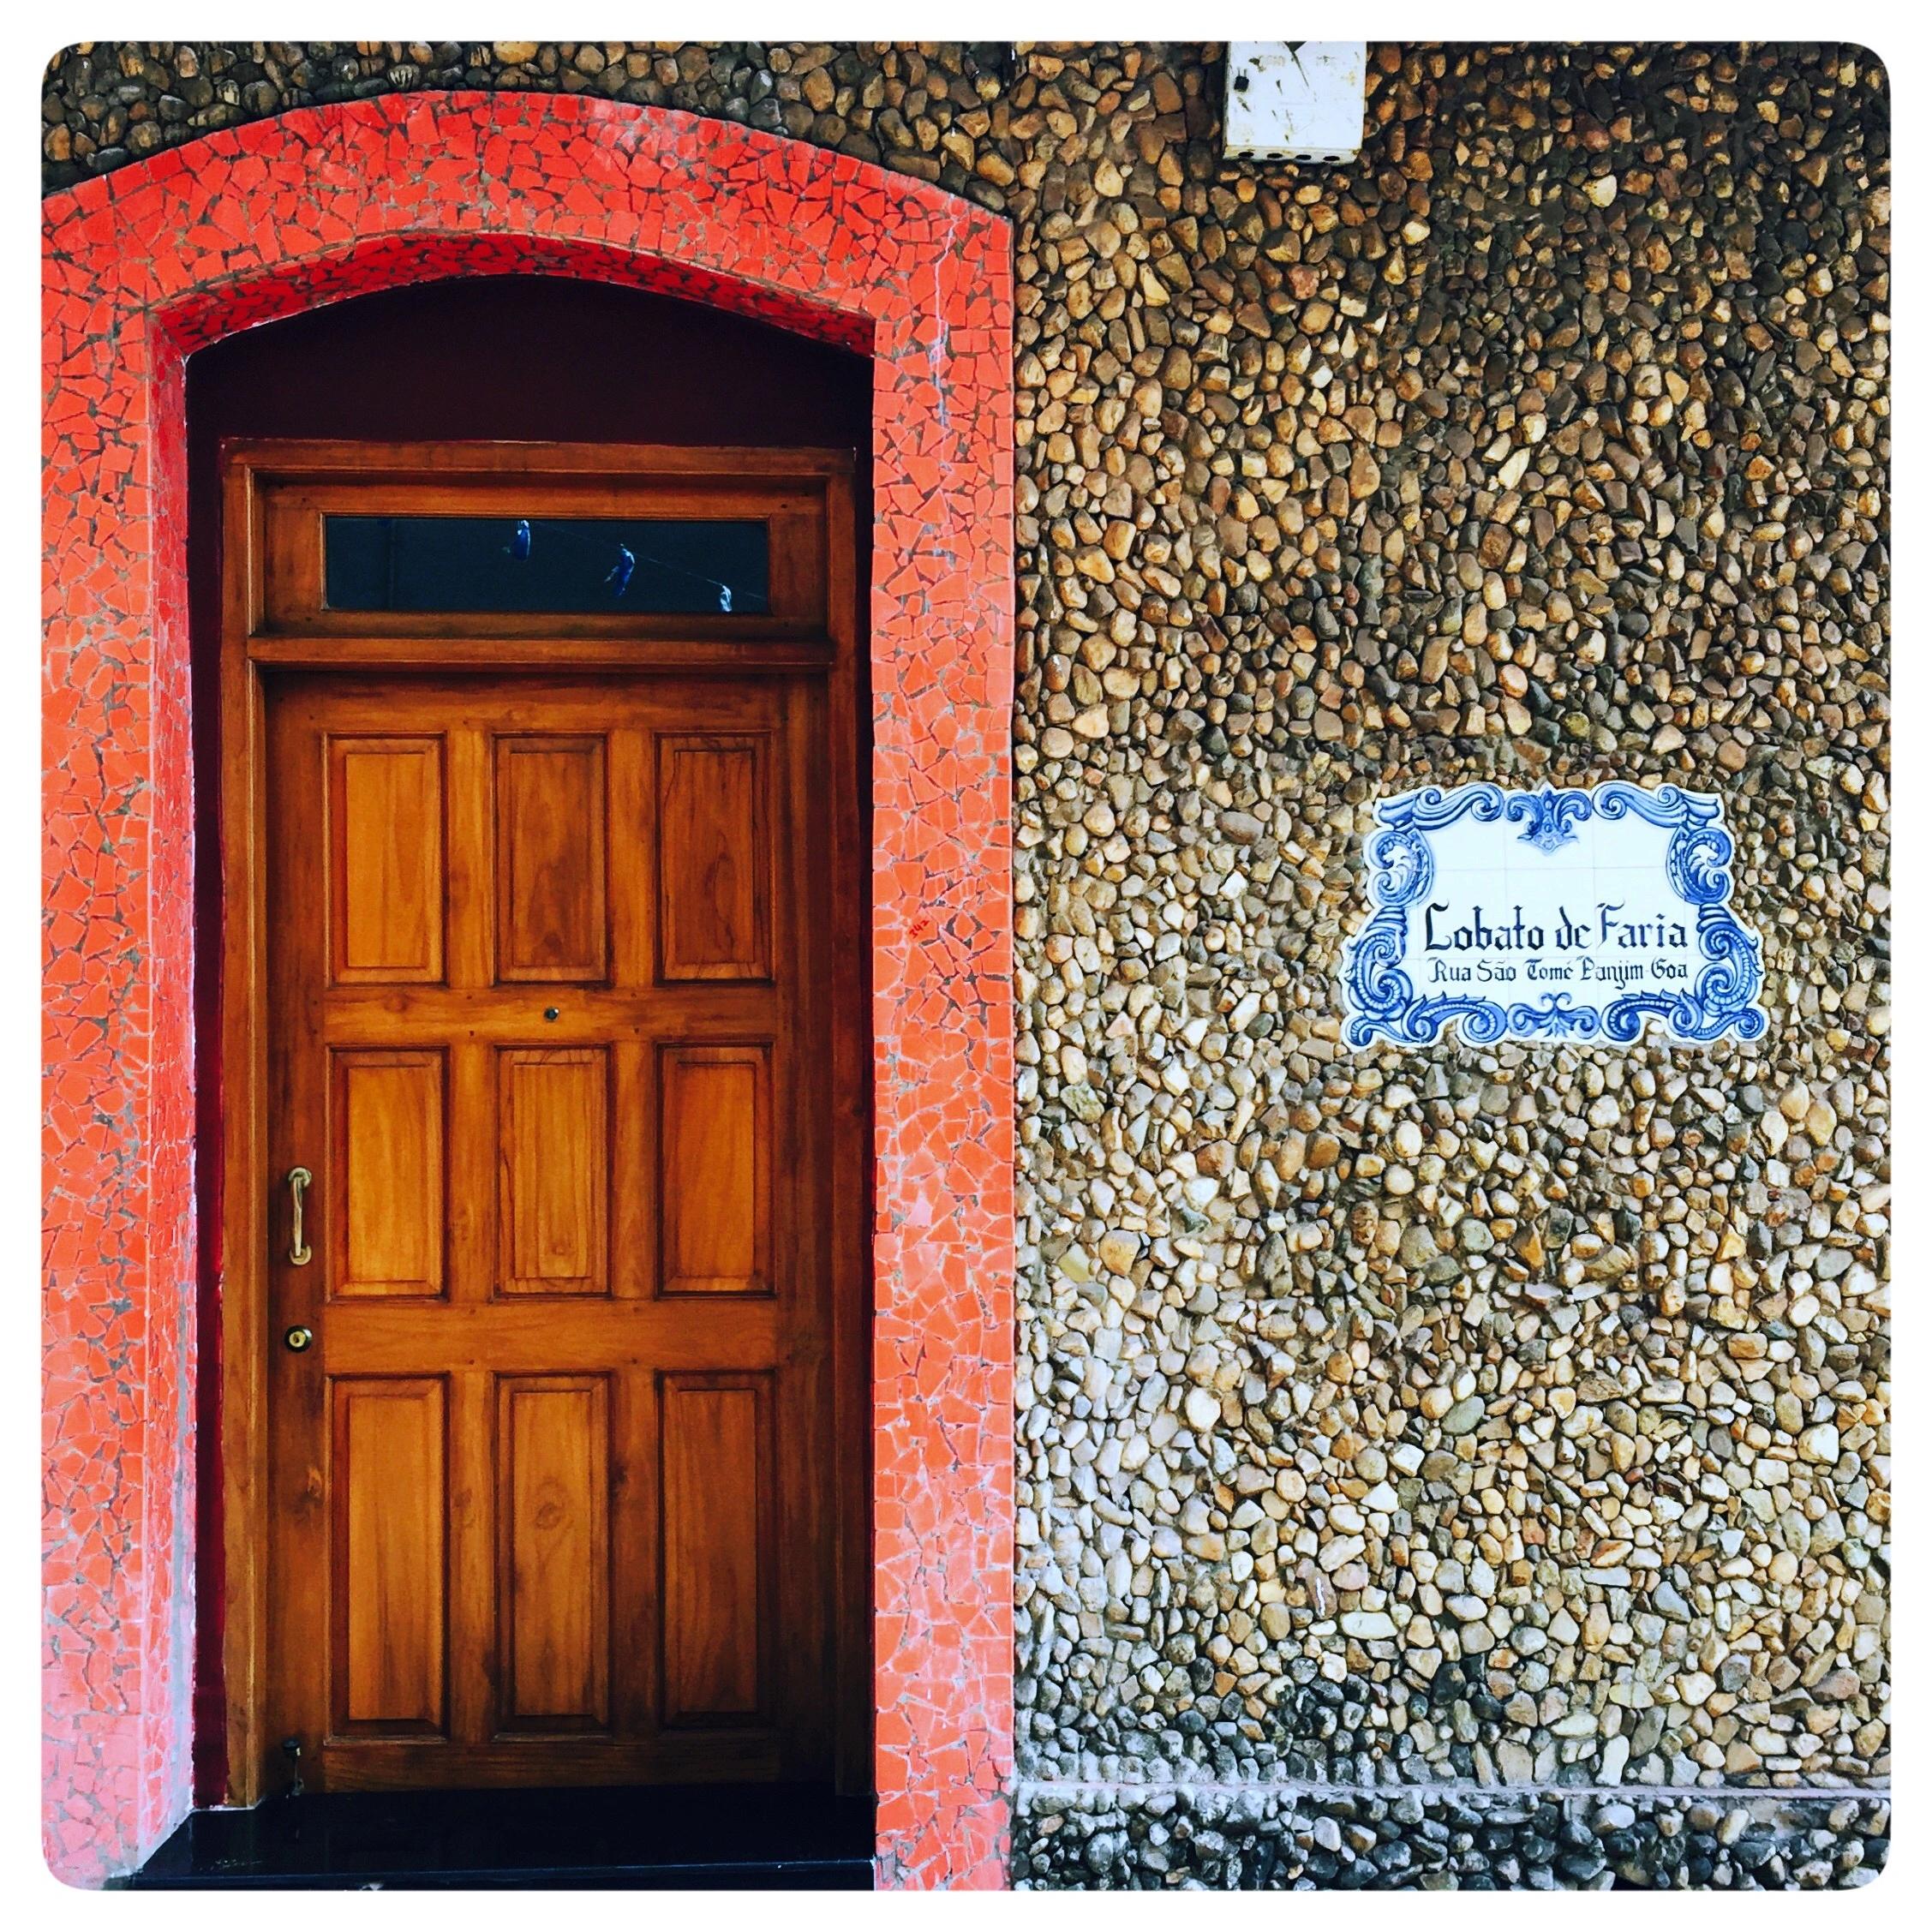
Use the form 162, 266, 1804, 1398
45, 40, 1890, 1890
1014, 1787, 1887, 1889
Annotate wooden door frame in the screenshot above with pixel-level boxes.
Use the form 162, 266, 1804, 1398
216, 440, 870, 1803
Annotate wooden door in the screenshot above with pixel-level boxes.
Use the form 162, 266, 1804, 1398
234, 448, 865, 1796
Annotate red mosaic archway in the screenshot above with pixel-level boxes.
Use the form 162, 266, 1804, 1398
43, 93, 1013, 1888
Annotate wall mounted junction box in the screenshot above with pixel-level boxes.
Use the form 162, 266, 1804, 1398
1223, 42, 1367, 163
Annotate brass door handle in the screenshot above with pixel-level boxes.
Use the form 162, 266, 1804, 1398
287, 1165, 313, 1266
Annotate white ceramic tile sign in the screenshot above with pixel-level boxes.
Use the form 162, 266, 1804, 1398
1340, 781, 1768, 1047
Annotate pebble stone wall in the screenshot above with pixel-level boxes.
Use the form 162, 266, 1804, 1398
45, 41, 1889, 1891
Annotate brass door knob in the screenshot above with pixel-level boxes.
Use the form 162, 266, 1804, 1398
284, 1325, 314, 1353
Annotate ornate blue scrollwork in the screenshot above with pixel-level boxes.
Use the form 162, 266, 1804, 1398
1366, 823, 1433, 906
1339, 780, 1767, 1048
1503, 993, 1602, 1037
1504, 781, 1592, 853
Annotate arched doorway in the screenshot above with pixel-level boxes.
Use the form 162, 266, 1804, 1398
188, 275, 875, 1812
43, 93, 1014, 1887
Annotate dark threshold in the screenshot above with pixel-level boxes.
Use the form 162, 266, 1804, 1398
126, 1782, 875, 1890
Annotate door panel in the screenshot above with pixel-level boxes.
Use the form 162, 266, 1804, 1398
657, 736, 770, 980
499, 1374, 611, 1729
660, 1044, 770, 1296
497, 1047, 609, 1297
329, 736, 446, 984
334, 1050, 446, 1299
332, 1378, 448, 1733
266, 668, 837, 1790
495, 735, 608, 982
660, 1373, 772, 1725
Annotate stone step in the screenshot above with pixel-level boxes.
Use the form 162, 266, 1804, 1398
125, 1782, 875, 1890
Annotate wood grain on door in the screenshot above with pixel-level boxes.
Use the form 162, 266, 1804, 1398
267, 676, 831, 1788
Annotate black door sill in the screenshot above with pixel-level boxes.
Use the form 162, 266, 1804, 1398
127, 1782, 875, 1890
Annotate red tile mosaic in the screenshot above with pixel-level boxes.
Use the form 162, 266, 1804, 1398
43, 93, 1013, 1887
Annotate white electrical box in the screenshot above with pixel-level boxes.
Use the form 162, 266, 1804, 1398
1223, 42, 1367, 163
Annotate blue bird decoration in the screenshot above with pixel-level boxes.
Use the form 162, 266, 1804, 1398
606, 545, 636, 597
505, 518, 531, 559
719, 585, 733, 613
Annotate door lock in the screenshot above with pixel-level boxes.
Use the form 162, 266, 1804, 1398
284, 1325, 314, 1354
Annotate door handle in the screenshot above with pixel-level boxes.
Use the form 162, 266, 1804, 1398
286, 1165, 314, 1266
